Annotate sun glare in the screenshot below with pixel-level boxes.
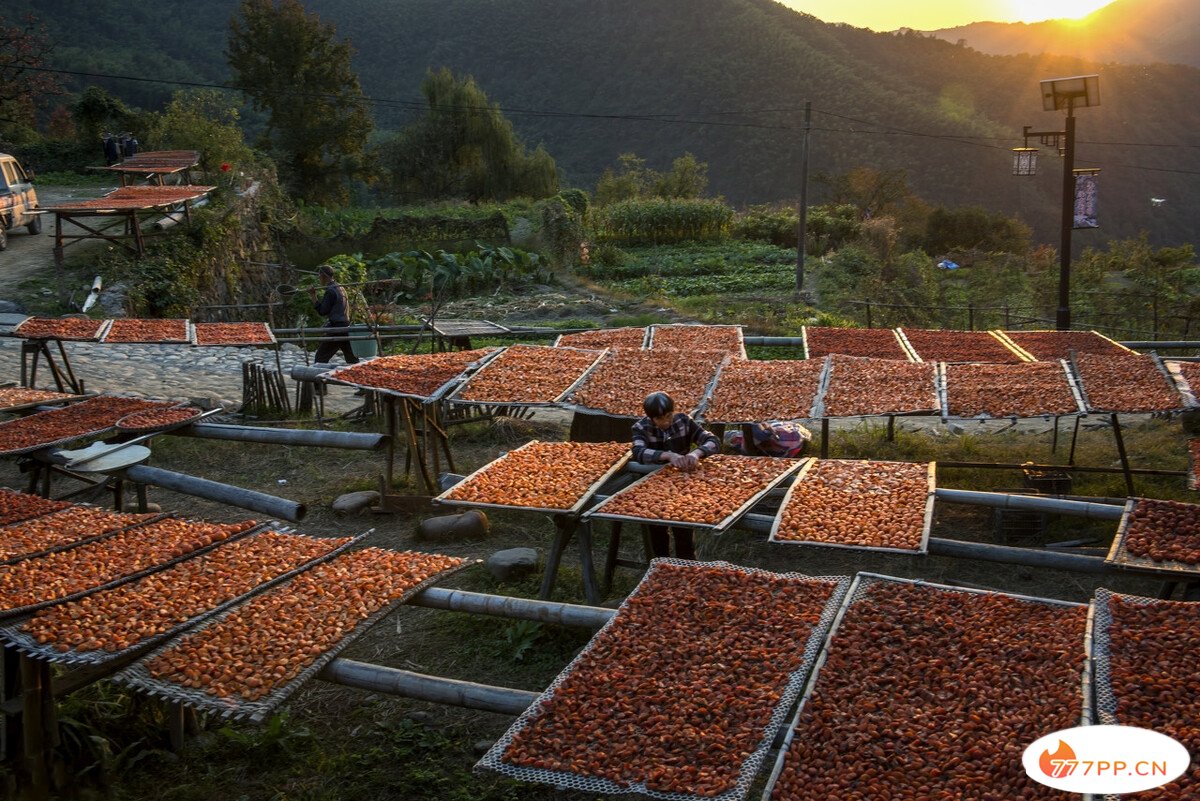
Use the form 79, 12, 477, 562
1006, 0, 1111, 23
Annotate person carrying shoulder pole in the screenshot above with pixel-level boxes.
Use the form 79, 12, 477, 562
308, 264, 359, 365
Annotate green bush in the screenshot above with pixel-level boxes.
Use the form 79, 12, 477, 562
733, 205, 798, 247
537, 196, 583, 266
593, 198, 733, 246
556, 188, 589, 218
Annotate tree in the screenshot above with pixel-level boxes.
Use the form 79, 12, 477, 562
379, 68, 558, 203
652, 153, 708, 199
148, 90, 254, 173
595, 152, 710, 206
227, 0, 373, 206
922, 206, 1031, 256
818, 167, 914, 220
0, 13, 61, 136
72, 86, 139, 146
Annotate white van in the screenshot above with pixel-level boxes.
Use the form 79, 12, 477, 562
0, 153, 41, 251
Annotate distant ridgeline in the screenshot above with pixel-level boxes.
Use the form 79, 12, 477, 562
17, 0, 1199, 246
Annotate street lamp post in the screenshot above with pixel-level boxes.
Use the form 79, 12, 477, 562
1014, 75, 1100, 331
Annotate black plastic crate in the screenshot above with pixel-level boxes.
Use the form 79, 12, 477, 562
1022, 468, 1072, 496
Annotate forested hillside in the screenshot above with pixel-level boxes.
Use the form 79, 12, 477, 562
9, 0, 1198, 246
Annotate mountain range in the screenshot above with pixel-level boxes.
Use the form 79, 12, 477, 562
10, 0, 1198, 248
926, 0, 1200, 69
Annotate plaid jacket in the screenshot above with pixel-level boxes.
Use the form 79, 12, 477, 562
631, 413, 720, 465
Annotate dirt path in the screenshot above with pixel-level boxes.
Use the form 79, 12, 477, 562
0, 184, 116, 297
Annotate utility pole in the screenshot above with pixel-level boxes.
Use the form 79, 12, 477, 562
795, 100, 812, 298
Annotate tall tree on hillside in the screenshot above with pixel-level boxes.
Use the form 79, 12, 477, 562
379, 68, 558, 203
0, 14, 61, 136
227, 0, 372, 206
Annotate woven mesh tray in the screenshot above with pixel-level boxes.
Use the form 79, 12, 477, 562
0, 510, 168, 566
114, 405, 204, 434
114, 557, 474, 723
1104, 498, 1200, 577
1090, 589, 1197, 801
476, 559, 851, 801
0, 397, 175, 456
0, 488, 72, 527
586, 456, 803, 533
768, 460, 935, 555
434, 440, 632, 516
101, 319, 193, 345
445, 345, 608, 408
760, 573, 1092, 801
0, 521, 266, 623
325, 349, 500, 402
0, 530, 364, 668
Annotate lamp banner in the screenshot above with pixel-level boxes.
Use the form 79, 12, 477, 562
1073, 172, 1099, 229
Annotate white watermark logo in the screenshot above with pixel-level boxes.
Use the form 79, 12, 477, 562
1023, 725, 1190, 794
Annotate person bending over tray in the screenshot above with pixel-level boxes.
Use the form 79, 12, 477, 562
309, 264, 360, 365
630, 391, 720, 560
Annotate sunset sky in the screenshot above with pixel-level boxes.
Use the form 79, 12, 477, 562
779, 0, 1115, 31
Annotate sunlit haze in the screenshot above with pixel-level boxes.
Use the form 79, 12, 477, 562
778, 0, 1114, 31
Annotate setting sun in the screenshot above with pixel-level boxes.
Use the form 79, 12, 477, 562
1006, 0, 1111, 22
780, 1, 1116, 31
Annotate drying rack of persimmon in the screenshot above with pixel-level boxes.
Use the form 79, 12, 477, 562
0, 528, 364, 668
940, 360, 1086, 419
1164, 359, 1200, 410
996, 329, 1133, 361
1070, 351, 1182, 414
42, 184, 215, 257
101, 318, 193, 345
0, 395, 173, 457
801, 326, 912, 361
585, 454, 804, 534
761, 573, 1093, 801
648, 323, 747, 359
324, 349, 500, 500
0, 516, 264, 622
1190, 439, 1200, 492
0, 506, 165, 566
435, 441, 630, 515
477, 559, 851, 801
816, 355, 938, 418
553, 326, 648, 350
323, 348, 497, 402
567, 348, 727, 419
191, 322, 276, 347
769, 459, 935, 554
699, 357, 824, 424
897, 327, 1031, 363
0, 387, 87, 415
115, 548, 468, 722
8, 317, 111, 394
1104, 497, 1200, 578
445, 344, 608, 407
1092, 589, 1200, 800
0, 488, 70, 527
